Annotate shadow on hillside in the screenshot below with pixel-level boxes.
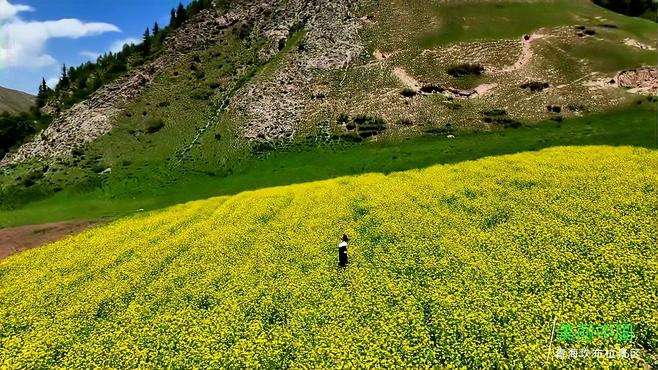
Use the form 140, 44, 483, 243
177, 105, 657, 195
2, 105, 656, 228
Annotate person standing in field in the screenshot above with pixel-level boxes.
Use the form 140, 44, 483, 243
338, 234, 349, 267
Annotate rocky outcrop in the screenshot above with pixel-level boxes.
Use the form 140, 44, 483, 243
615, 67, 658, 94
236, 0, 365, 142
586, 67, 658, 95
1, 9, 238, 166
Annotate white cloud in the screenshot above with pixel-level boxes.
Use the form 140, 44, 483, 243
80, 50, 101, 59
0, 0, 120, 68
0, 0, 32, 21
109, 37, 140, 53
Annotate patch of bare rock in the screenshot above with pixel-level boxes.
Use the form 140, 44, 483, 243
238, 0, 365, 142
623, 38, 655, 51
615, 67, 658, 94
585, 67, 658, 95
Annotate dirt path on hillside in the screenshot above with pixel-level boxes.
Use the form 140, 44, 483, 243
497, 32, 545, 73
0, 220, 99, 260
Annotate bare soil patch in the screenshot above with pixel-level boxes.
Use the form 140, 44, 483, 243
0, 220, 99, 260
498, 32, 545, 73
393, 67, 422, 91
623, 38, 655, 51
373, 49, 393, 60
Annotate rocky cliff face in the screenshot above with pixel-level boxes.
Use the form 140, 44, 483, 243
236, 0, 364, 142
615, 67, 658, 94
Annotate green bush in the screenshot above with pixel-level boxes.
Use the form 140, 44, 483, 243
520, 81, 549, 92
0, 111, 51, 157
144, 118, 165, 133
447, 63, 484, 78
353, 115, 387, 138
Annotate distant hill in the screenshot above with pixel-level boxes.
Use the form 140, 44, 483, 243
0, 86, 34, 114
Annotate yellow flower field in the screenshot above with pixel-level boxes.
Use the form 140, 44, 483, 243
0, 146, 656, 368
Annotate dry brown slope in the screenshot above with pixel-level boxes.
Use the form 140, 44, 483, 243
0, 86, 34, 114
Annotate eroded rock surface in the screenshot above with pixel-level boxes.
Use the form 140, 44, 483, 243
616, 67, 658, 94
236, 0, 364, 142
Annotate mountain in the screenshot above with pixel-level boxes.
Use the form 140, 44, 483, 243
0, 86, 34, 114
0, 0, 656, 220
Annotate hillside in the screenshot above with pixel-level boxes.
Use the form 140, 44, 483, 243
0, 0, 656, 223
0, 104, 654, 228
0, 145, 655, 367
0, 87, 34, 114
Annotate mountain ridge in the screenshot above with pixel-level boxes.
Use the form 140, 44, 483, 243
0, 86, 34, 114
3, 0, 657, 167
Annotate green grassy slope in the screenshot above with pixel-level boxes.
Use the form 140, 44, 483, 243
344, 0, 657, 120
0, 87, 34, 114
365, 0, 657, 51
0, 104, 655, 227
0, 145, 656, 367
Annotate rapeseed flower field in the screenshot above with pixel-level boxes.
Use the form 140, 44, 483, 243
0, 146, 656, 368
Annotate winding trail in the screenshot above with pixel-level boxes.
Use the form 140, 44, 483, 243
391, 32, 547, 98
497, 32, 545, 73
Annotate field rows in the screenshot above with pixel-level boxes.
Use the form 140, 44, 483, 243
0, 146, 656, 367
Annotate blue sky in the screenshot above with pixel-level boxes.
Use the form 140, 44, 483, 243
0, 0, 190, 94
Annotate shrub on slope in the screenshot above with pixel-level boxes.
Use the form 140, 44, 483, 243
0, 146, 656, 368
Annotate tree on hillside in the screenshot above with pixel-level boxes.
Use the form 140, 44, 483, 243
175, 3, 187, 26
170, 8, 177, 27
36, 78, 52, 108
152, 21, 163, 49
33, 0, 216, 111
189, 0, 213, 16
142, 27, 151, 56
593, 0, 657, 21
89, 72, 103, 91
56, 64, 69, 91
76, 76, 87, 90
